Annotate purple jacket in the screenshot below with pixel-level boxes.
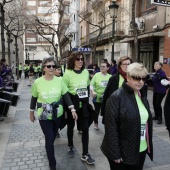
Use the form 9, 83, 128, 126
153, 69, 167, 94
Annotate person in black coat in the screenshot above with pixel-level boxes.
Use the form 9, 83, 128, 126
101, 56, 132, 124
101, 63, 153, 170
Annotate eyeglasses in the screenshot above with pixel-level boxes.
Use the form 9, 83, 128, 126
45, 65, 56, 69
131, 76, 146, 82
121, 63, 130, 66
100, 66, 106, 68
76, 58, 84, 61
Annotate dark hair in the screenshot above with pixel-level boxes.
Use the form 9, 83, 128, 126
93, 64, 99, 69
1, 59, 6, 62
100, 62, 110, 68
117, 56, 132, 68
42, 57, 57, 69
56, 63, 61, 69
67, 52, 85, 70
103, 59, 108, 63
111, 59, 116, 65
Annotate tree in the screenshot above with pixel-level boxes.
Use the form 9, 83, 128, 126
0, 0, 14, 60
79, 1, 108, 63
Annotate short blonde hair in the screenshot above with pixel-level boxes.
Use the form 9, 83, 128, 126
127, 62, 148, 77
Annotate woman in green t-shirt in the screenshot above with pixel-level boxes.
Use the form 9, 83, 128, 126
29, 57, 77, 170
90, 62, 111, 130
63, 52, 95, 165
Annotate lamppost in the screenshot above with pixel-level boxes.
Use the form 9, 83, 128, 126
108, 1, 119, 60
68, 33, 73, 51
25, 48, 30, 64
55, 43, 58, 59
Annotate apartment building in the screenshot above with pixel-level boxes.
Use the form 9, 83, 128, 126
24, 0, 55, 63
59, 0, 80, 60
78, 0, 170, 76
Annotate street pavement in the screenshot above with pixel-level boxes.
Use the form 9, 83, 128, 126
0, 78, 170, 170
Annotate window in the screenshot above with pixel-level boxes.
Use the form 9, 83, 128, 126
139, 0, 157, 15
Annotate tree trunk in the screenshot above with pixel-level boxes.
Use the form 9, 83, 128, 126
7, 34, 12, 66
0, 4, 6, 60
92, 43, 97, 64
132, 0, 138, 62
14, 36, 19, 80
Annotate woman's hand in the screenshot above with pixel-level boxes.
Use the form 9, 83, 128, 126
114, 158, 123, 163
30, 112, 36, 122
72, 111, 78, 121
91, 91, 97, 98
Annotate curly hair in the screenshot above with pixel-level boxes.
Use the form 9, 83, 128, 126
67, 52, 85, 70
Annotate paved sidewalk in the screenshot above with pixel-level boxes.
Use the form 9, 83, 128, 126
0, 79, 170, 170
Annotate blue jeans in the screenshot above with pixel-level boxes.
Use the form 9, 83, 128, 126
39, 117, 61, 168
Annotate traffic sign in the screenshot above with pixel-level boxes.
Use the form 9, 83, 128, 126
72, 48, 91, 52
151, 0, 170, 6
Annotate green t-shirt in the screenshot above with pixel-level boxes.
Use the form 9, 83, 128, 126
34, 66, 39, 73
118, 74, 124, 88
63, 69, 90, 95
19, 65, 22, 71
90, 72, 111, 103
31, 76, 68, 120
135, 93, 149, 152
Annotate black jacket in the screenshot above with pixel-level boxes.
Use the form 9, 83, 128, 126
101, 72, 120, 123
164, 89, 170, 137
101, 82, 153, 165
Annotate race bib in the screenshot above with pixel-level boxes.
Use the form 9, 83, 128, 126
76, 88, 88, 98
101, 80, 108, 87
140, 124, 146, 140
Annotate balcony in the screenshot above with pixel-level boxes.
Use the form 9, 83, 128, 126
92, 0, 103, 9
79, 3, 92, 18
63, 0, 70, 6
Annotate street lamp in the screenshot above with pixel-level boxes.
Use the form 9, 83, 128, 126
68, 33, 73, 51
109, 1, 119, 60
55, 43, 58, 59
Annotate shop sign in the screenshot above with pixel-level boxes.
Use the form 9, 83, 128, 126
151, 0, 170, 7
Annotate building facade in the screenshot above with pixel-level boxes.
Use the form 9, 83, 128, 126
24, 0, 55, 63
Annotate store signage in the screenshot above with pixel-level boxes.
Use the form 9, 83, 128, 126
72, 48, 91, 52
151, 0, 170, 6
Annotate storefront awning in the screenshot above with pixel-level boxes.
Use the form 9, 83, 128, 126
120, 32, 165, 43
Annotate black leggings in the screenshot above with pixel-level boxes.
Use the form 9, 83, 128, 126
153, 93, 165, 119
93, 102, 102, 124
108, 150, 146, 170
67, 108, 89, 155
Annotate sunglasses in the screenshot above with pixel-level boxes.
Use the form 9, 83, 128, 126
131, 76, 146, 82
45, 65, 56, 69
76, 58, 84, 61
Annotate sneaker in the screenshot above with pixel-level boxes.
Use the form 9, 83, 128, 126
68, 147, 75, 157
81, 154, 95, 165
94, 123, 99, 130
157, 119, 162, 124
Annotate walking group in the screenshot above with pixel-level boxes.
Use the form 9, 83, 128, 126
28, 52, 170, 170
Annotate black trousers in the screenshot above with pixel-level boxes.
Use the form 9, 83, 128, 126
19, 70, 22, 78
39, 117, 61, 168
153, 92, 166, 119
67, 108, 89, 155
108, 150, 146, 170
93, 102, 102, 124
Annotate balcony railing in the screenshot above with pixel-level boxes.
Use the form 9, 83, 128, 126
92, 0, 103, 9
79, 3, 92, 18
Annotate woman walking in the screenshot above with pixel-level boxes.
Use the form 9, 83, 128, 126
101, 63, 153, 170
63, 52, 95, 165
29, 57, 77, 170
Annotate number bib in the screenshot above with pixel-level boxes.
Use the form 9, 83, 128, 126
101, 80, 108, 87
76, 88, 88, 98
140, 124, 146, 140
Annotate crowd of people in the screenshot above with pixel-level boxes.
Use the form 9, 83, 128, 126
9, 52, 167, 170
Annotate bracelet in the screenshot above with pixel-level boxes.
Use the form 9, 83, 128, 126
71, 109, 76, 112
68, 105, 74, 110
30, 109, 35, 112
